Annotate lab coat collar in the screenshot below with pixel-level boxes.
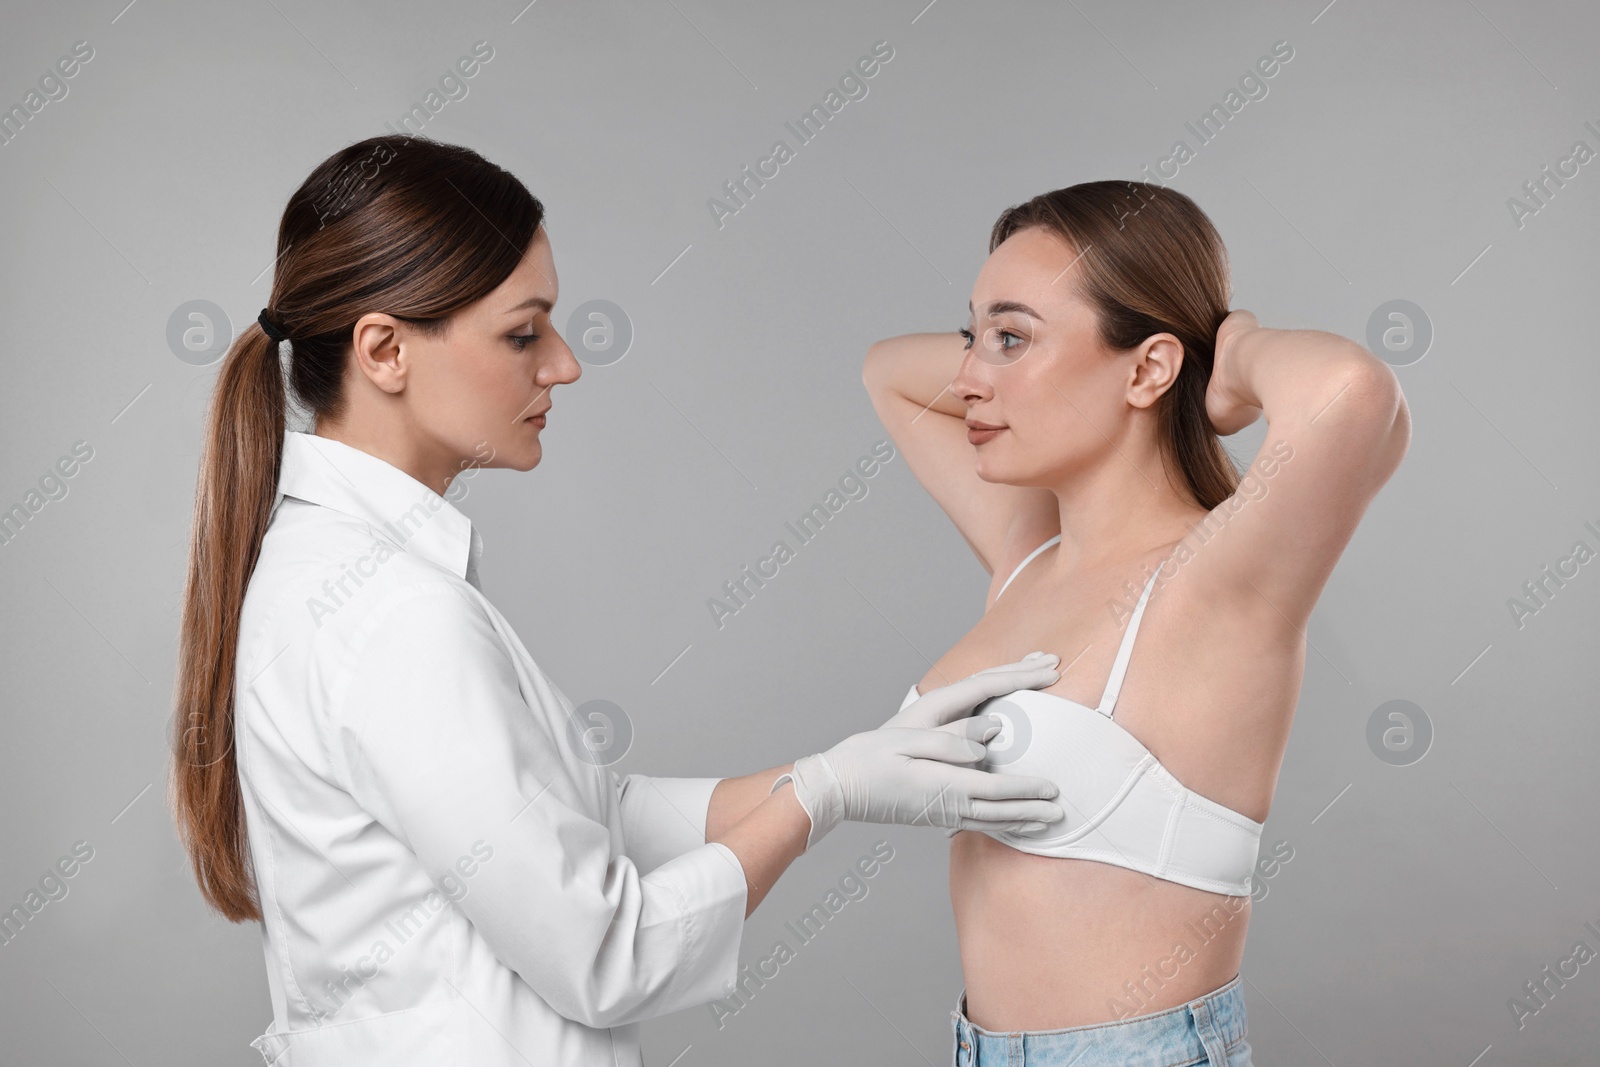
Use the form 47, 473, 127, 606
275, 430, 482, 586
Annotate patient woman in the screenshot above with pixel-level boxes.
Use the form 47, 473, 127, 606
863, 181, 1409, 1065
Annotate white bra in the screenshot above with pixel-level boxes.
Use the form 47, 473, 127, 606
900, 535, 1264, 896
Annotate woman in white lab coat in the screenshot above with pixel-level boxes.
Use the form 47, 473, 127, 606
167, 134, 1067, 1066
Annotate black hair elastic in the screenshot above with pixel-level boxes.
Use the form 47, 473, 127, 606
258, 308, 289, 343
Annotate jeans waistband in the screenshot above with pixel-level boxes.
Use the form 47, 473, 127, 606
951, 973, 1247, 1066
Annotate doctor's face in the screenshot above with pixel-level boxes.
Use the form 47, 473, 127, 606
396, 225, 582, 484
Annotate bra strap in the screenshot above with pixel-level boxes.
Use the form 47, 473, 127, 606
995, 534, 1062, 602
1095, 568, 1161, 716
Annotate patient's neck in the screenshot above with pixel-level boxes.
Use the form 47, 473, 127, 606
1047, 459, 1205, 573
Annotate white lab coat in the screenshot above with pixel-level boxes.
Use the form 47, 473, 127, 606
235, 430, 748, 1065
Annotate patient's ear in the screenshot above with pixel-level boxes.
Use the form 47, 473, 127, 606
1127, 333, 1184, 408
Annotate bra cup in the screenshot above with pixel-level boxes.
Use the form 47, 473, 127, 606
975, 691, 1158, 846
905, 682, 1261, 893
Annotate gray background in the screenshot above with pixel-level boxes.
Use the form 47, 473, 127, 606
1, 0, 1596, 1063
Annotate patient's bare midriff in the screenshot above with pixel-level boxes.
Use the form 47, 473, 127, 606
949, 831, 1250, 1030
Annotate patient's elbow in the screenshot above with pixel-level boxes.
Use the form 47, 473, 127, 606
1334, 362, 1410, 482
862, 340, 890, 388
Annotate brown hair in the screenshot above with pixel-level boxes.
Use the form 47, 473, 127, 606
170, 135, 544, 922
989, 180, 1239, 509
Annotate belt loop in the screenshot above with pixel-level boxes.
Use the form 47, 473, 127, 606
952, 988, 971, 1067
1190, 995, 1230, 1066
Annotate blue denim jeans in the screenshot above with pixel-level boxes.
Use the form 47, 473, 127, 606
951, 972, 1252, 1066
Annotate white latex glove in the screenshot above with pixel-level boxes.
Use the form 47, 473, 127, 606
771, 653, 1066, 850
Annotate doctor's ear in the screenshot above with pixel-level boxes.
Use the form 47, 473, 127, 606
349, 313, 410, 396
1126, 333, 1184, 409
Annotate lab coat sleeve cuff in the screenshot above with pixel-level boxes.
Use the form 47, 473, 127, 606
617, 775, 723, 875
647, 840, 748, 1013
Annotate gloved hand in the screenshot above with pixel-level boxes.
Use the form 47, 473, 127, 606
771, 653, 1066, 850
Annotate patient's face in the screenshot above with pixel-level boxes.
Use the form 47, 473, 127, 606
953, 226, 1134, 489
